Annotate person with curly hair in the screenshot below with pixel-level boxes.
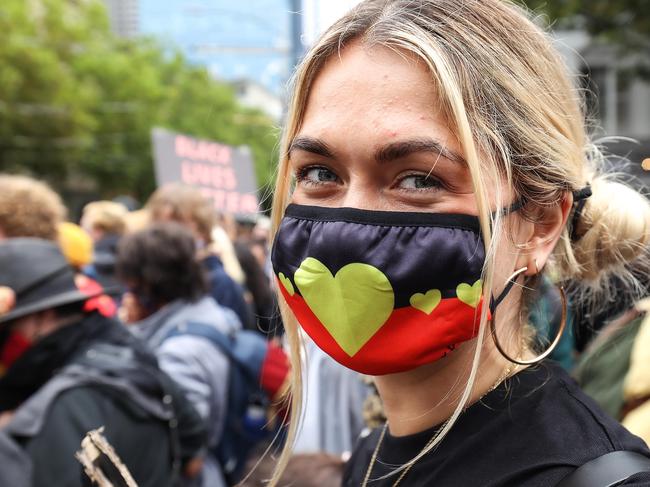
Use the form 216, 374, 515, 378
0, 174, 66, 241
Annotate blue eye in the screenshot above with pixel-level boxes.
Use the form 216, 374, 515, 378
397, 174, 443, 190
296, 166, 340, 185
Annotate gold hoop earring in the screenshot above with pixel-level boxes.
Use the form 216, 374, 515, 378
534, 258, 540, 274
489, 272, 567, 366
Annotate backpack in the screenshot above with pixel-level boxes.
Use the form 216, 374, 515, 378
163, 322, 284, 485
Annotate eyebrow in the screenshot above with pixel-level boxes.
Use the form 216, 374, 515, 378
288, 135, 465, 165
288, 136, 335, 159
376, 137, 466, 165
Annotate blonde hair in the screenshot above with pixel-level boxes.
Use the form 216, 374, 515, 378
210, 225, 246, 284
269, 0, 650, 483
0, 174, 67, 241
146, 183, 215, 243
123, 208, 151, 234
82, 201, 129, 236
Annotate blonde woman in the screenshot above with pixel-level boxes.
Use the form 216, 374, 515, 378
269, 0, 650, 485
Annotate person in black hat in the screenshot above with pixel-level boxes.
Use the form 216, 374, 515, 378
0, 238, 207, 487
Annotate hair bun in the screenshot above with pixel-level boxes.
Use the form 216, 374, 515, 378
571, 177, 650, 281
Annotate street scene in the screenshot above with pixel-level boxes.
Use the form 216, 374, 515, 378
1, 0, 650, 486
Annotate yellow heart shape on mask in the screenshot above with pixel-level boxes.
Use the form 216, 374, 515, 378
278, 272, 295, 296
409, 289, 442, 314
457, 280, 483, 308
294, 257, 394, 357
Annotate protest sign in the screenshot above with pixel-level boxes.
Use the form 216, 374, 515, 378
152, 128, 259, 214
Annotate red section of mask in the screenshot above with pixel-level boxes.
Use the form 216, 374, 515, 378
0, 331, 32, 370
278, 280, 490, 375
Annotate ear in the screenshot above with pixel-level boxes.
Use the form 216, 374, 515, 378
516, 192, 573, 276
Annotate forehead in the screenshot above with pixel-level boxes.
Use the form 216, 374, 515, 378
300, 42, 456, 147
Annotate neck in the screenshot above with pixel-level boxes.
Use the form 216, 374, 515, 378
374, 281, 533, 437
375, 326, 524, 437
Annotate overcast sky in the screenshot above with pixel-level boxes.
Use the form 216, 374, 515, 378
302, 0, 361, 46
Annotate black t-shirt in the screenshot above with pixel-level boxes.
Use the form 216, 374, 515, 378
344, 362, 650, 486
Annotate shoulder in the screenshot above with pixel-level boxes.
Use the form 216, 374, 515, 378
158, 333, 230, 378
344, 364, 650, 487
41, 384, 167, 429
21, 386, 145, 455
491, 362, 648, 451
85, 312, 160, 367
155, 300, 239, 365
528, 363, 648, 454
469, 363, 650, 485
157, 318, 232, 385
32, 386, 120, 435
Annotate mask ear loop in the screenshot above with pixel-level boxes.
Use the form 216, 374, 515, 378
489, 267, 567, 366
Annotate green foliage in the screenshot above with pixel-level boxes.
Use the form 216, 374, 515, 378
0, 0, 279, 205
517, 0, 650, 77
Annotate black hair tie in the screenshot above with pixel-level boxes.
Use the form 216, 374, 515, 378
569, 185, 592, 242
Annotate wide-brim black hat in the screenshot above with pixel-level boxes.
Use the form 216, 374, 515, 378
0, 238, 101, 325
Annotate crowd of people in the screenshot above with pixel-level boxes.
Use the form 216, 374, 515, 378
2, 1, 650, 486
1, 165, 649, 486
0, 171, 370, 486
0, 175, 320, 486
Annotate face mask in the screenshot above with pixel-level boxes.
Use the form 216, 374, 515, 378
272, 204, 498, 375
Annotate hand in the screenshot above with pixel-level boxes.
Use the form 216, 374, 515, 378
183, 456, 204, 479
0, 410, 14, 429
0, 286, 16, 317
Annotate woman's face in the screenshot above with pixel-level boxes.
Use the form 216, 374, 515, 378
289, 42, 497, 215
288, 42, 548, 300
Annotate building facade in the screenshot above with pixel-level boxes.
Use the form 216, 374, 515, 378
138, 0, 293, 96
555, 30, 650, 185
102, 0, 139, 38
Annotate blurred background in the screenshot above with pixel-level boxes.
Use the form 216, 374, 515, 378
0, 0, 648, 218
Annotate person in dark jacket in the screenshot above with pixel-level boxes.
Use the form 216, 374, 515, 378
117, 223, 241, 487
0, 238, 207, 487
